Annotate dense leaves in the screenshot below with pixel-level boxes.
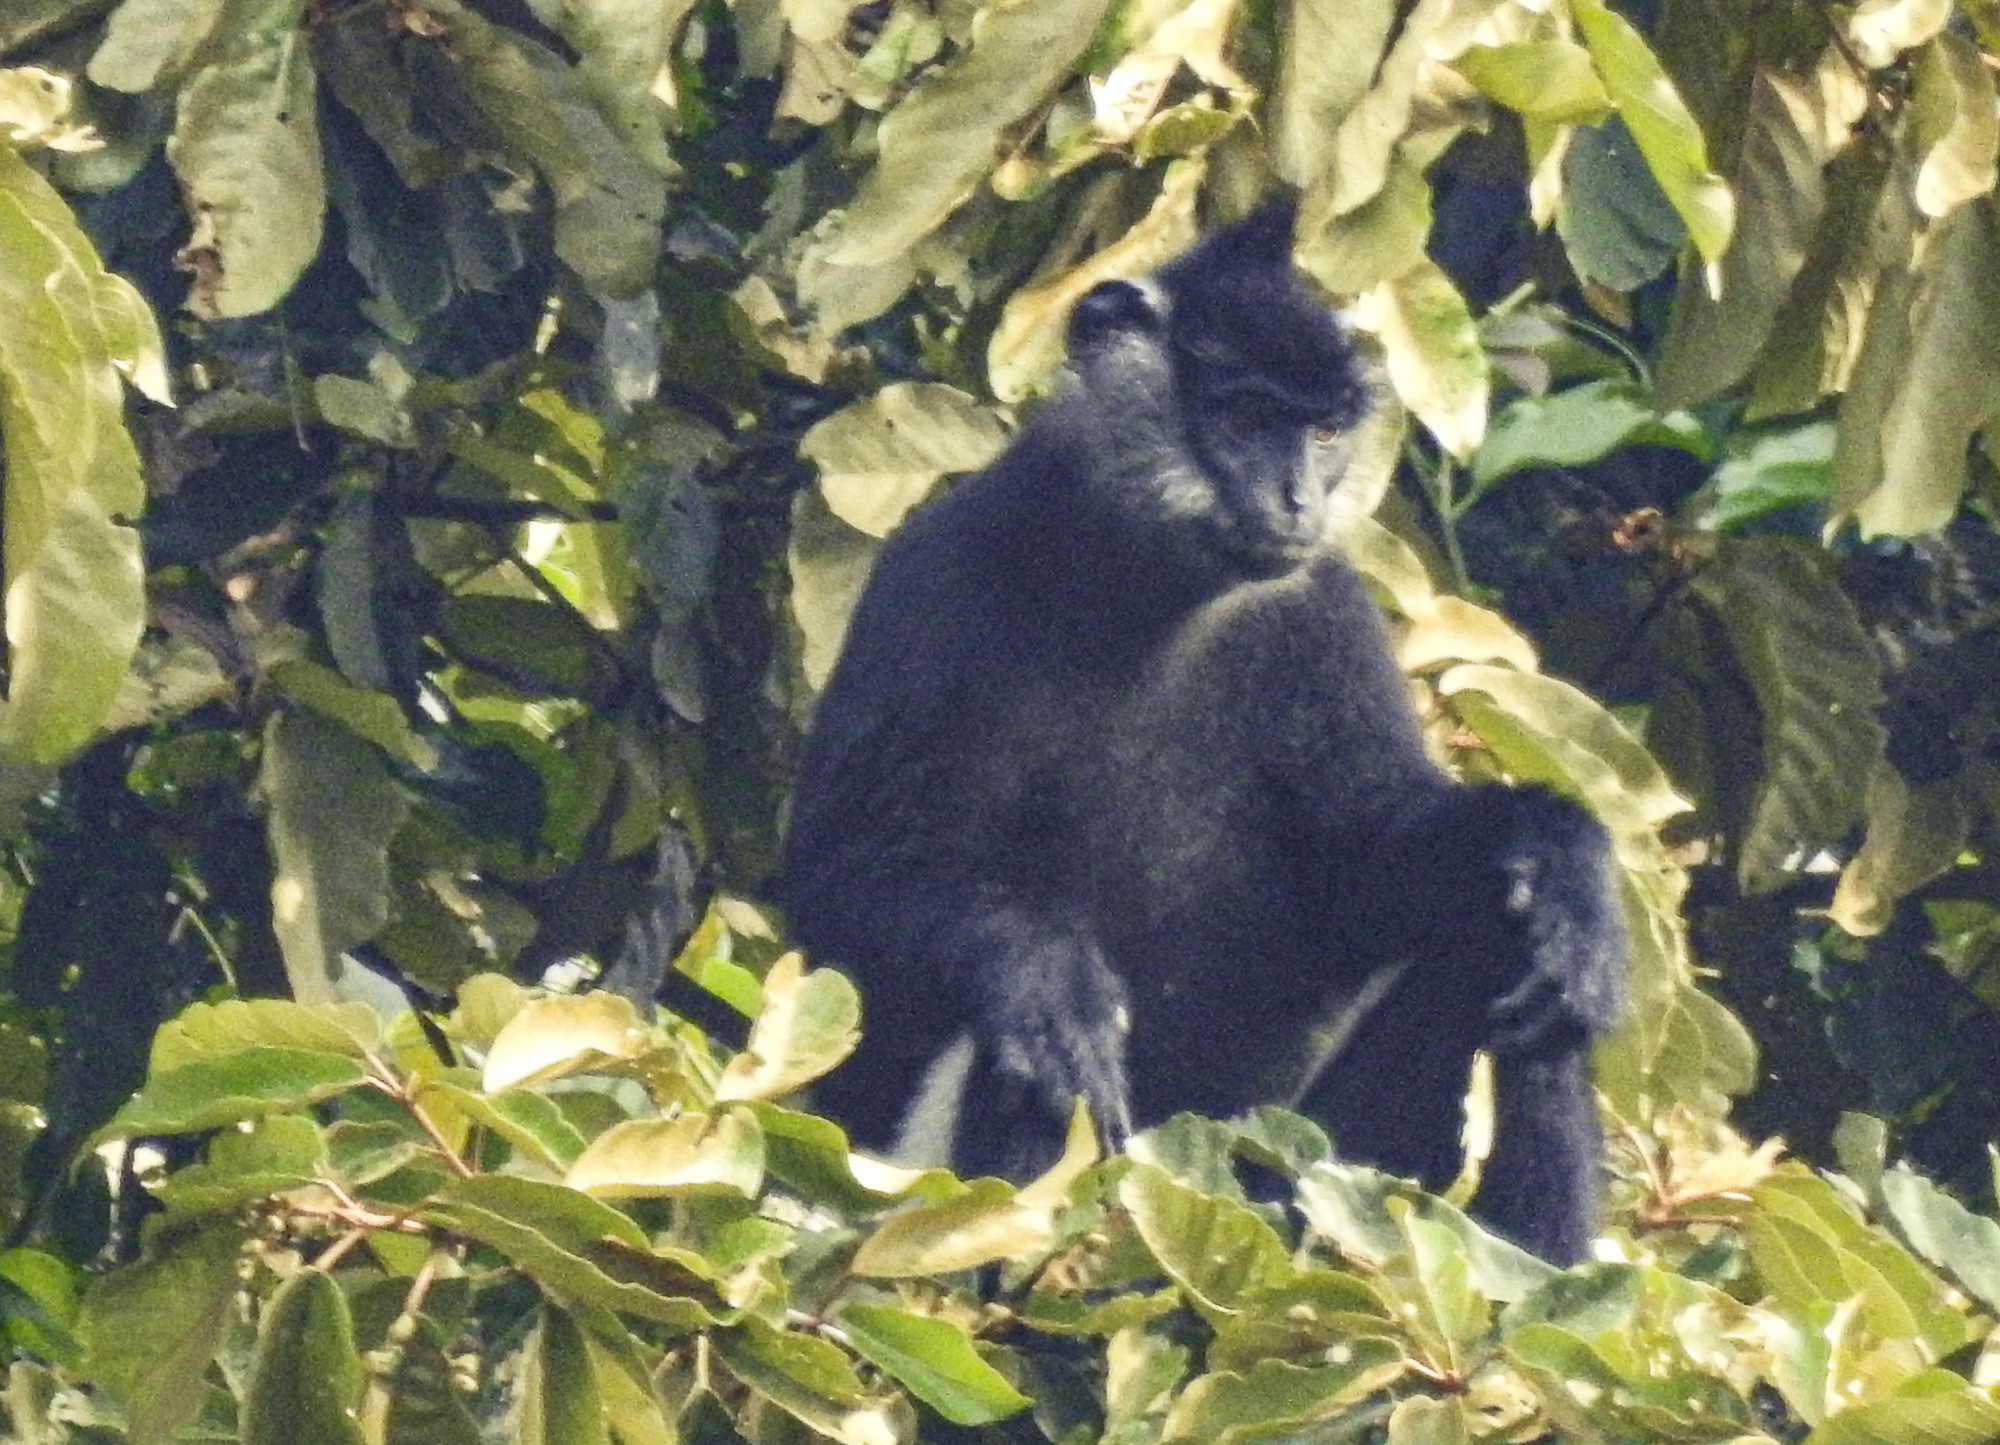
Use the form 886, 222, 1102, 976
0, 0, 1996, 1440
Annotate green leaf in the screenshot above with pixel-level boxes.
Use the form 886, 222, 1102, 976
422, 1080, 589, 1170
151, 995, 379, 1072
166, 0, 326, 317
811, 0, 1117, 275
1157, 1341, 1407, 1445
1270, 0, 1394, 186
1875, 1165, 2000, 1316
1119, 1163, 1293, 1319
1360, 259, 1487, 459
1207, 1272, 1395, 1372
563, 1113, 766, 1198
1909, 33, 1999, 219
81, 1225, 248, 1445
713, 1317, 903, 1445
518, 1307, 609, 1445
0, 146, 150, 765
1831, 195, 2000, 537
241, 1269, 365, 1445
259, 709, 410, 1004
1571, 0, 1733, 261
837, 1303, 1029, 1425
1742, 1169, 1970, 1358
88, 0, 226, 92
849, 1180, 1052, 1277
715, 953, 860, 1102
1805, 1368, 2000, 1445
1452, 41, 1611, 126
1687, 538, 1886, 893
580, 1323, 678, 1445
986, 159, 1205, 402
1656, 68, 1849, 409
153, 1113, 327, 1216
420, 0, 667, 295
1294, 1166, 1554, 1303
421, 1174, 726, 1330
0, 1248, 79, 1365
1471, 378, 1702, 490
363, 1311, 481, 1445
98, 1046, 370, 1140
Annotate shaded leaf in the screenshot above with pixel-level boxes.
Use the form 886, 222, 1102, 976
518, 1306, 609, 1445
714, 1316, 904, 1445
241, 1269, 364, 1445
80, 1226, 247, 1445
423, 0, 667, 294
1687, 539, 1885, 892
1157, 1340, 1407, 1445
167, 0, 325, 317
259, 709, 410, 1004
1571, 0, 1732, 261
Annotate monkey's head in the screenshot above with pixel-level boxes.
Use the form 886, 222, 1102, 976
1060, 201, 1375, 574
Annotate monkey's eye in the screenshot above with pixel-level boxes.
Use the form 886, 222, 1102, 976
1310, 425, 1342, 444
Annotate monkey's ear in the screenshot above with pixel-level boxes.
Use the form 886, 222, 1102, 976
1068, 278, 1166, 354
1225, 193, 1299, 263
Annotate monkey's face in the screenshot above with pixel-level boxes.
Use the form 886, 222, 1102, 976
1171, 340, 1367, 568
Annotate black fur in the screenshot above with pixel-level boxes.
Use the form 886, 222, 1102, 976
780, 203, 1624, 1264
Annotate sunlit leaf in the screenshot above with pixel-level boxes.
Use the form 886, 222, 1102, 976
481, 990, 654, 1092
715, 953, 860, 1101
564, 1113, 765, 1198
850, 1180, 1052, 1277
1120, 1163, 1293, 1318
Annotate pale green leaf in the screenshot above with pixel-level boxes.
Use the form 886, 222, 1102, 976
802, 383, 1008, 537
715, 953, 860, 1101
563, 1113, 766, 1198
481, 991, 654, 1092
713, 1318, 904, 1445
849, 1181, 1052, 1277
97, 1046, 370, 1140
1356, 259, 1487, 458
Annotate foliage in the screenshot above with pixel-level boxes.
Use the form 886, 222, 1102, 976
0, 0, 1992, 1439
16, 970, 2000, 1445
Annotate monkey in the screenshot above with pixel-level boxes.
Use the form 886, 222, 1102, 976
779, 199, 1624, 1264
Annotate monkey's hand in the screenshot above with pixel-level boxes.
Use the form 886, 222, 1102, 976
1485, 786, 1626, 1056
948, 908, 1134, 1177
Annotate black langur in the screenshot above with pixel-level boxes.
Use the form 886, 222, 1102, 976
780, 201, 1625, 1264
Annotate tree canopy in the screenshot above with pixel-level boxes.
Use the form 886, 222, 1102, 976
0, 0, 1997, 1441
